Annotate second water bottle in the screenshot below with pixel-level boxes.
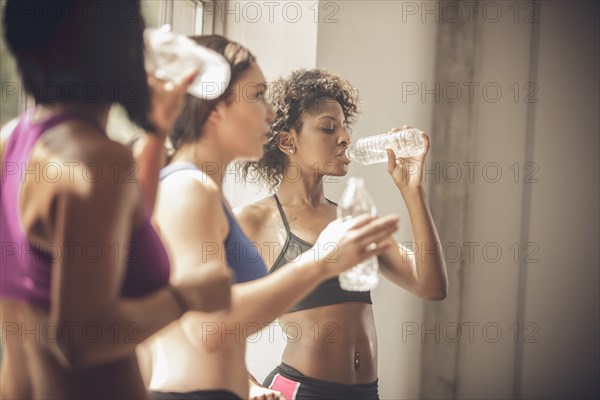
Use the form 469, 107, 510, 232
337, 177, 380, 291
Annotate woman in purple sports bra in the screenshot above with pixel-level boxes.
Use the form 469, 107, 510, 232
0, 1, 230, 398
238, 69, 449, 400
143, 35, 399, 400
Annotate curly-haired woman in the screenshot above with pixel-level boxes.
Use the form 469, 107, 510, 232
237, 69, 448, 400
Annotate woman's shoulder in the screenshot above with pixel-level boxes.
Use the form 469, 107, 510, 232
24, 119, 134, 177
157, 166, 225, 233
17, 114, 136, 181
233, 197, 277, 238
27, 124, 137, 200
20, 127, 140, 244
159, 165, 221, 203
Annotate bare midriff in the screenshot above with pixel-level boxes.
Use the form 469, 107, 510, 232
278, 302, 378, 384
147, 318, 249, 399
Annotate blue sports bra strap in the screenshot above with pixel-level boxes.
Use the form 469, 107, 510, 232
273, 194, 291, 233
159, 161, 199, 181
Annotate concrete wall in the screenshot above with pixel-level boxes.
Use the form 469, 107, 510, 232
421, 1, 599, 399
518, 1, 599, 398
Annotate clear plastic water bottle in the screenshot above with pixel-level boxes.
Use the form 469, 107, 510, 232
337, 177, 380, 291
144, 25, 231, 100
345, 128, 425, 165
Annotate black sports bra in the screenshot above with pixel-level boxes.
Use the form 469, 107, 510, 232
269, 194, 372, 313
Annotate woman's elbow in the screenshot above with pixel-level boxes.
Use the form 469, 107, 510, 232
52, 328, 117, 371
424, 290, 447, 301
421, 284, 448, 301
52, 340, 93, 371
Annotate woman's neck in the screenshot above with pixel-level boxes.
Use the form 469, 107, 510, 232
277, 167, 327, 208
33, 103, 110, 129
171, 139, 232, 191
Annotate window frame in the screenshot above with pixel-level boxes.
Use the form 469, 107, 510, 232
160, 0, 222, 35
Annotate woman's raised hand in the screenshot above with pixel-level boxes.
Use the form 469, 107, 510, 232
312, 214, 400, 277
147, 70, 198, 139
386, 125, 431, 192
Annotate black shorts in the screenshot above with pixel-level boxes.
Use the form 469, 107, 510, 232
263, 362, 379, 400
150, 390, 242, 400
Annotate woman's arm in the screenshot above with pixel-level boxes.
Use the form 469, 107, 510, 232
46, 143, 185, 370
205, 204, 398, 349
378, 130, 448, 300
158, 177, 398, 352
44, 139, 230, 370
155, 176, 325, 352
378, 188, 448, 300
134, 72, 198, 214
132, 134, 167, 213
215, 210, 399, 351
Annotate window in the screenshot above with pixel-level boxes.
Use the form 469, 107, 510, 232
161, 0, 218, 36
0, 0, 27, 128
168, 0, 204, 35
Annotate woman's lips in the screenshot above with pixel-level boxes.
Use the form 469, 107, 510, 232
338, 152, 351, 163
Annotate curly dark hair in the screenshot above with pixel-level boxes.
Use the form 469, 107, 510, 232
240, 69, 360, 191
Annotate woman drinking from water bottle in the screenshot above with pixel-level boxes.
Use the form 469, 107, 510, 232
237, 68, 448, 400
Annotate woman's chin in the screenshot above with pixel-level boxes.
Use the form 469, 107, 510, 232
329, 164, 349, 176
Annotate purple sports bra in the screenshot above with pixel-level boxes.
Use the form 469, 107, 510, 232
0, 109, 170, 310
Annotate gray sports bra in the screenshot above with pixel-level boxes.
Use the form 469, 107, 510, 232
269, 194, 372, 313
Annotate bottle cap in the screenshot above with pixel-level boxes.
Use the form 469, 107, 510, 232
144, 25, 231, 100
